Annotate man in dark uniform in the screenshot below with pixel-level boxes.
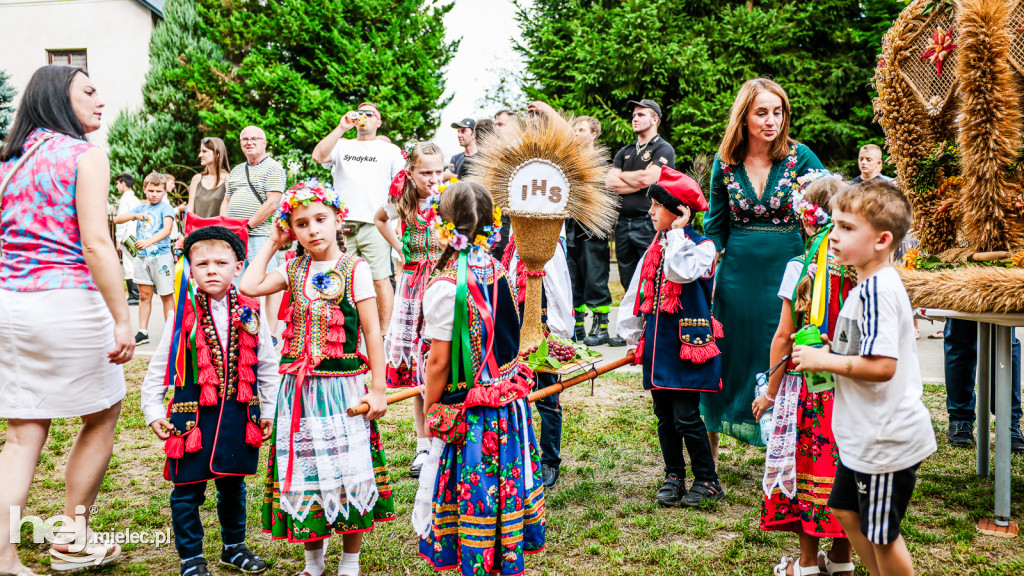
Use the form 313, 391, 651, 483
605, 99, 675, 341
567, 116, 624, 346
444, 117, 477, 181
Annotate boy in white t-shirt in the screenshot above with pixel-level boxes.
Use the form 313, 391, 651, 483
792, 179, 936, 576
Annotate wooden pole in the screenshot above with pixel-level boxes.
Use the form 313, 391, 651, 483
345, 354, 636, 416
347, 386, 422, 416
527, 355, 634, 402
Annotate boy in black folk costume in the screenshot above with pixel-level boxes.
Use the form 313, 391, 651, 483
141, 219, 279, 576
617, 167, 724, 508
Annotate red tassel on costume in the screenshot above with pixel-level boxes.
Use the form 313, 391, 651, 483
637, 234, 664, 314
245, 421, 264, 447
199, 383, 218, 406
323, 340, 346, 357
328, 306, 345, 327
501, 235, 516, 271
238, 342, 258, 366
236, 381, 254, 402
639, 243, 660, 283
198, 365, 218, 385
634, 338, 645, 365
678, 341, 721, 364
638, 283, 654, 314
237, 294, 258, 310
712, 317, 724, 339
182, 299, 195, 333
661, 281, 682, 313
196, 335, 212, 366
164, 435, 185, 459
184, 426, 202, 453
237, 360, 256, 383
327, 323, 347, 344
515, 260, 528, 303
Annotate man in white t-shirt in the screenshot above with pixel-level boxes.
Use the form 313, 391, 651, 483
792, 180, 935, 576
312, 102, 404, 329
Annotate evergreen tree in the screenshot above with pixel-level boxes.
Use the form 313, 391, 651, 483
515, 0, 902, 173
108, 0, 230, 185
110, 0, 456, 189
195, 0, 456, 156
0, 69, 15, 142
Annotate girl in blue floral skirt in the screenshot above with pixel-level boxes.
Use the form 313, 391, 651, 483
415, 181, 545, 576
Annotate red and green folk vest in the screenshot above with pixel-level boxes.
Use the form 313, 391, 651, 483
430, 256, 533, 408
280, 253, 369, 376
401, 209, 444, 270
163, 289, 264, 485
634, 226, 724, 393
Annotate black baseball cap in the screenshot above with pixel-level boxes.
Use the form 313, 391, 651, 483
451, 118, 477, 130
627, 99, 663, 119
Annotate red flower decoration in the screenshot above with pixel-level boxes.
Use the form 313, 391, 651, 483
919, 26, 956, 76
482, 430, 500, 456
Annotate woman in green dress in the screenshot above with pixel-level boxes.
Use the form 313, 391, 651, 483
702, 78, 825, 450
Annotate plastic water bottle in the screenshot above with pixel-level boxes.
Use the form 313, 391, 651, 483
755, 371, 774, 445
793, 325, 835, 392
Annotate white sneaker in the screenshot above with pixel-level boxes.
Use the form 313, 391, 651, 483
409, 449, 430, 478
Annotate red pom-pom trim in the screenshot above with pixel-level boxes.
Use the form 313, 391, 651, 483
678, 341, 721, 364
198, 365, 218, 386
245, 421, 264, 447
199, 383, 218, 406
164, 434, 185, 460
660, 281, 682, 314
182, 299, 195, 333
184, 426, 202, 453
328, 306, 346, 327
712, 317, 724, 339
237, 379, 255, 402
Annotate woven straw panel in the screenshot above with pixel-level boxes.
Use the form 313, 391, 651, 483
1009, 0, 1024, 77
897, 7, 959, 117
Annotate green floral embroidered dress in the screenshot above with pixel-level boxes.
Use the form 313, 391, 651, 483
701, 143, 824, 446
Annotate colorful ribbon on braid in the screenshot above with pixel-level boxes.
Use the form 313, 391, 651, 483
791, 225, 834, 332
449, 251, 503, 393
166, 256, 198, 389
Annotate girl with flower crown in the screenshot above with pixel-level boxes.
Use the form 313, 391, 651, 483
240, 180, 394, 576
373, 141, 445, 478
413, 181, 545, 576
751, 173, 855, 576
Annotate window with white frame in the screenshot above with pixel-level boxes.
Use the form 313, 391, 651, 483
47, 49, 88, 71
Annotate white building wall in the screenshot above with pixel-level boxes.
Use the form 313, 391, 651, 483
0, 0, 157, 149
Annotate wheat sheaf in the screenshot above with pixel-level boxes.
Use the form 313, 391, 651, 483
466, 114, 619, 238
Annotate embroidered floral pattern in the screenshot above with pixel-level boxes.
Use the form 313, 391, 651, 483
721, 144, 801, 228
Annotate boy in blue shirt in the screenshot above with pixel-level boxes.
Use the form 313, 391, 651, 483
113, 172, 176, 344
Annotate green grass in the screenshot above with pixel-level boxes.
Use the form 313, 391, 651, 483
3, 361, 1024, 575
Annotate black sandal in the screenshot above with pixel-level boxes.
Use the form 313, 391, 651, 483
181, 557, 212, 576
655, 474, 684, 507
220, 544, 268, 574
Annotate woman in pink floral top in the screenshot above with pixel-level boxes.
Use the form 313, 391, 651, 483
701, 78, 825, 453
0, 66, 132, 575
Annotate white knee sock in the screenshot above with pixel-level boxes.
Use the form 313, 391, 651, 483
304, 546, 326, 576
338, 551, 360, 576
416, 437, 430, 452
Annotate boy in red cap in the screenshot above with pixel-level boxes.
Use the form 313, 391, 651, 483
617, 166, 725, 507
